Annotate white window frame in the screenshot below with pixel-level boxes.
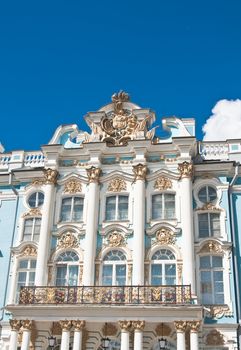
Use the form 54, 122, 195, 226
22, 217, 41, 242
54, 251, 80, 286
101, 250, 127, 286
27, 191, 45, 208
197, 212, 221, 238
105, 194, 129, 222
16, 258, 36, 301
60, 195, 84, 222
151, 192, 176, 221
149, 249, 177, 286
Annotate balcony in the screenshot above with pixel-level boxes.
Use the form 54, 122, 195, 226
19, 285, 192, 305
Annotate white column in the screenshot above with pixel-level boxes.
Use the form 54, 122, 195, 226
72, 320, 85, 350
119, 321, 131, 350
178, 162, 195, 293
82, 167, 101, 286
174, 321, 186, 350
132, 164, 146, 285
132, 321, 145, 350
9, 320, 21, 350
35, 169, 58, 286
60, 321, 72, 350
189, 321, 201, 350
20, 320, 32, 350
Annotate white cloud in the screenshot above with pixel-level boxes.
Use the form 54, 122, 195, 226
203, 99, 241, 141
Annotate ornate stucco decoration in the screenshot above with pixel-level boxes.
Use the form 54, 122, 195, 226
22, 208, 42, 218
188, 321, 201, 332
205, 305, 232, 319
22, 246, 37, 256
72, 320, 86, 331
59, 320, 72, 331
57, 232, 79, 249
119, 321, 131, 330
178, 161, 193, 178
199, 202, 221, 211
31, 179, 44, 186
51, 322, 62, 335
132, 321, 145, 331
108, 178, 127, 192
132, 164, 147, 181
86, 166, 101, 183
108, 231, 125, 247
155, 323, 171, 336
174, 321, 187, 332
21, 320, 32, 330
44, 168, 58, 185
154, 176, 172, 190
64, 179, 82, 194
199, 241, 223, 254
101, 323, 118, 336
206, 329, 224, 346
9, 319, 22, 331
156, 228, 175, 245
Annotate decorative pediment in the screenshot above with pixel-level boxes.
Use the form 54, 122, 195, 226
154, 176, 172, 190
108, 178, 127, 192
22, 245, 37, 256
199, 241, 223, 254
57, 232, 79, 249
64, 179, 82, 194
22, 208, 42, 218
156, 228, 175, 245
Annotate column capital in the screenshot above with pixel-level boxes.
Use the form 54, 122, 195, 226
178, 161, 193, 179
132, 164, 147, 181
174, 321, 187, 332
72, 320, 85, 331
188, 321, 201, 333
21, 320, 32, 331
119, 321, 131, 330
86, 166, 101, 183
9, 319, 21, 331
43, 168, 58, 184
132, 321, 145, 331
59, 320, 72, 331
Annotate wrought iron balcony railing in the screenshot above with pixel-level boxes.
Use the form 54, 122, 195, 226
19, 285, 192, 305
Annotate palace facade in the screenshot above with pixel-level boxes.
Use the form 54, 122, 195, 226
0, 91, 241, 349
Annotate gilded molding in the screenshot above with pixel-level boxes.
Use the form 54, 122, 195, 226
108, 178, 127, 192
206, 329, 224, 346
206, 305, 232, 319
154, 176, 172, 190
101, 323, 118, 336
156, 228, 175, 245
108, 231, 124, 247
178, 161, 193, 178
155, 323, 171, 336
132, 321, 145, 331
9, 319, 21, 331
177, 264, 183, 284
59, 320, 72, 331
21, 320, 32, 331
86, 166, 101, 183
22, 208, 42, 218
199, 241, 223, 254
22, 246, 37, 256
44, 168, 58, 185
132, 164, 147, 181
188, 321, 201, 332
31, 179, 44, 186
64, 179, 82, 194
57, 232, 79, 249
72, 320, 85, 331
119, 321, 131, 330
174, 321, 187, 332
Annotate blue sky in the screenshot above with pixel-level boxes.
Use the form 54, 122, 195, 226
1, 0, 241, 151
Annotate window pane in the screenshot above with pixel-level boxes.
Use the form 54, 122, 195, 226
23, 219, 33, 240
198, 187, 207, 203
164, 194, 175, 219
200, 256, 211, 268
106, 196, 116, 221
102, 265, 113, 286
152, 195, 162, 219
208, 187, 217, 202
116, 265, 126, 285
29, 272, 35, 285
210, 213, 220, 236
69, 265, 79, 286
200, 271, 212, 304
198, 213, 209, 237
118, 196, 128, 220
33, 218, 41, 242
18, 272, 27, 282
30, 260, 36, 268
165, 264, 176, 285
19, 260, 28, 269
28, 193, 37, 208
212, 256, 223, 268
151, 264, 162, 285
61, 198, 72, 221
56, 266, 67, 286
73, 197, 84, 221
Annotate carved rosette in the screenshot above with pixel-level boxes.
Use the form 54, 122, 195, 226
72, 320, 86, 331
206, 329, 224, 346
132, 164, 147, 181
199, 241, 223, 254
64, 179, 82, 194
156, 228, 175, 245
22, 246, 37, 256
178, 162, 193, 178
22, 208, 42, 218
108, 231, 124, 247
21, 320, 32, 331
44, 168, 58, 185
188, 321, 201, 333
9, 319, 21, 331
108, 178, 127, 192
155, 324, 171, 337
102, 323, 118, 336
174, 321, 187, 332
132, 321, 145, 331
59, 320, 72, 331
154, 176, 172, 190
86, 166, 101, 183
57, 232, 79, 249
119, 321, 131, 331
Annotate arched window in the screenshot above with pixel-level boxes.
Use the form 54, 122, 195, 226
102, 250, 126, 286
60, 196, 84, 222
151, 249, 176, 285
16, 258, 36, 300
200, 255, 224, 304
55, 251, 79, 286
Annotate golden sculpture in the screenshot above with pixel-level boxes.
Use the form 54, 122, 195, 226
154, 176, 172, 190
21, 320, 32, 330
108, 231, 124, 247
206, 329, 224, 346
188, 321, 201, 332
132, 321, 145, 331
59, 320, 72, 331
22, 208, 42, 217
199, 202, 221, 211
156, 228, 175, 245
86, 166, 101, 183
72, 320, 86, 331
207, 305, 231, 319
31, 179, 44, 186
57, 232, 79, 249
119, 321, 131, 330
22, 246, 37, 256
108, 178, 127, 192
43, 168, 58, 185
64, 179, 82, 194
9, 319, 21, 331
132, 164, 147, 181
199, 241, 223, 254
178, 162, 193, 178
174, 321, 187, 332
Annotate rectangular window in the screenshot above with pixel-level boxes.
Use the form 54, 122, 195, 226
23, 218, 41, 242
105, 195, 128, 221
16, 259, 36, 301
152, 194, 175, 220
198, 213, 220, 238
60, 197, 84, 222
